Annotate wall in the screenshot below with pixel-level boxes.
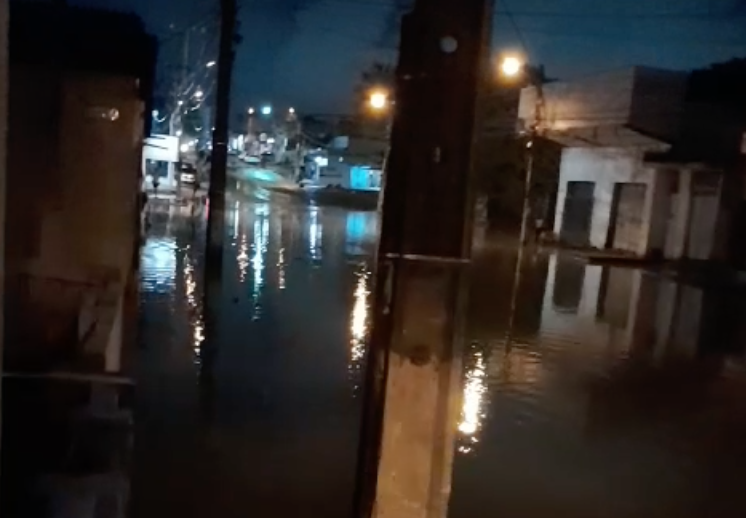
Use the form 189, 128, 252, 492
39, 72, 142, 281
553, 147, 655, 255
0, 0, 8, 463
5, 68, 142, 373
519, 67, 687, 142
5, 67, 59, 263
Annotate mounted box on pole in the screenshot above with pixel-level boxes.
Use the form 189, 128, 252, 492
353, 1, 493, 518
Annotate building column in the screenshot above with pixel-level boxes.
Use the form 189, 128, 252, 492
644, 168, 672, 257
670, 168, 693, 260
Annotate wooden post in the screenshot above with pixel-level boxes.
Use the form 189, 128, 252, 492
353, 1, 493, 517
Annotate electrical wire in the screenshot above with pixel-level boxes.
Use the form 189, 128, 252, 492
498, 0, 531, 59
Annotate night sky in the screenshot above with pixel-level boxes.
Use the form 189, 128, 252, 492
71, 0, 746, 113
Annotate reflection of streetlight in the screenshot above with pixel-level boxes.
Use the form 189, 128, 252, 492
500, 56, 523, 77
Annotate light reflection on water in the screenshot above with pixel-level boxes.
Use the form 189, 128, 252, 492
251, 204, 270, 318
182, 246, 205, 367
237, 233, 249, 283
309, 205, 322, 261
457, 343, 488, 454
140, 237, 177, 293
277, 247, 286, 290
348, 264, 371, 394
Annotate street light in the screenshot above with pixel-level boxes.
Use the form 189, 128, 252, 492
288, 107, 295, 114
194, 89, 204, 99
248, 107, 255, 115
500, 56, 523, 77
369, 90, 389, 110
261, 105, 272, 116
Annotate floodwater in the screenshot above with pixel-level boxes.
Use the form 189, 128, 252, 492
9, 177, 746, 517
132, 181, 746, 518
132, 186, 376, 517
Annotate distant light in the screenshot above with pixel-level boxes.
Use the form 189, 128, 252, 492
176, 130, 183, 137
261, 105, 272, 116
501, 56, 523, 77
248, 107, 255, 115
152, 109, 159, 118
206, 61, 216, 68
194, 90, 204, 99
369, 91, 388, 110
180, 143, 189, 152
289, 107, 295, 114
177, 100, 184, 106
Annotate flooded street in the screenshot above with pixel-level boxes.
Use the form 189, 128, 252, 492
133, 183, 375, 517
133, 179, 746, 518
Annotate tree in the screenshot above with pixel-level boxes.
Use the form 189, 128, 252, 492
153, 18, 220, 138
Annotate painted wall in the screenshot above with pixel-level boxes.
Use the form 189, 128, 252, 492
5, 69, 142, 372
519, 66, 687, 142
553, 147, 656, 255
55, 74, 141, 277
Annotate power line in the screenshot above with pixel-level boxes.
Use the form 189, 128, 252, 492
248, 0, 746, 20
498, 0, 530, 58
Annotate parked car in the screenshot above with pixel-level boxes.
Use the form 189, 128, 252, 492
179, 162, 198, 185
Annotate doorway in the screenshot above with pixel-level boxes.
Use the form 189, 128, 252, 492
560, 181, 595, 247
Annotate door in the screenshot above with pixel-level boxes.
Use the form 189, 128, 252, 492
560, 181, 595, 247
607, 183, 647, 253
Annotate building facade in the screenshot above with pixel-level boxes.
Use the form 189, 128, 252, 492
5, 3, 155, 372
520, 66, 745, 261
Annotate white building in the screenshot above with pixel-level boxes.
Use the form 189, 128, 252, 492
519, 67, 745, 261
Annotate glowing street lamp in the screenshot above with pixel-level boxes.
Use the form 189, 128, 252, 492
368, 90, 389, 111
194, 89, 204, 99
261, 105, 272, 116
248, 107, 255, 115
288, 107, 295, 114
500, 56, 524, 78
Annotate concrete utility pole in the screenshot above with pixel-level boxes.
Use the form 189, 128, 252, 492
201, 0, 236, 385
517, 66, 546, 247
205, 0, 236, 271
353, 0, 493, 517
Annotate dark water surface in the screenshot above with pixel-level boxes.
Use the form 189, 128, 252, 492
133, 192, 375, 517
100, 186, 746, 516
